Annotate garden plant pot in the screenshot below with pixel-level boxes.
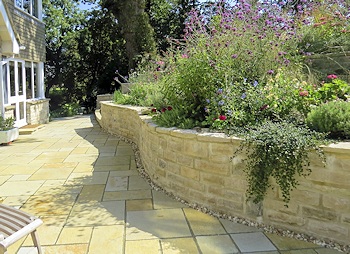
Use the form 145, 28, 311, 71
0, 128, 19, 145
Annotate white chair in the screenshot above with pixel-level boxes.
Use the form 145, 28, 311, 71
0, 204, 43, 254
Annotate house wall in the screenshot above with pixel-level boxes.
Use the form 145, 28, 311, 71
96, 102, 350, 246
3, 0, 45, 61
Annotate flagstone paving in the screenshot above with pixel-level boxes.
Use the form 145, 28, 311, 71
0, 115, 344, 254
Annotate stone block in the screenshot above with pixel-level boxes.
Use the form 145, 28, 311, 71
180, 166, 199, 181
221, 199, 244, 213
194, 159, 230, 175
264, 210, 306, 228
307, 220, 349, 244
201, 172, 225, 186
323, 194, 350, 212
167, 173, 204, 192
170, 129, 197, 139
302, 206, 339, 222
183, 140, 209, 158
167, 137, 184, 153
209, 143, 234, 156
285, 188, 321, 207
209, 154, 231, 163
176, 153, 194, 167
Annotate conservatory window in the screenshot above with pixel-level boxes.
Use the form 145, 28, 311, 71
25, 62, 38, 99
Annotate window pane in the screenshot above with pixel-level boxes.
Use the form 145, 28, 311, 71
33, 0, 38, 18
33, 63, 38, 98
26, 65, 32, 99
19, 101, 25, 120
18, 62, 24, 96
10, 62, 15, 97
23, 0, 30, 14
15, 0, 22, 8
3, 65, 8, 104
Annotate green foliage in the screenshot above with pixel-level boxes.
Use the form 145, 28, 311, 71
50, 103, 81, 118
298, 2, 350, 54
234, 121, 327, 205
113, 82, 164, 108
316, 78, 350, 103
152, 107, 197, 129
307, 101, 350, 139
0, 116, 15, 131
146, 0, 197, 52
202, 69, 312, 130
101, 0, 156, 70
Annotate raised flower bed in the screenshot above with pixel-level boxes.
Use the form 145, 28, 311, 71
96, 102, 350, 247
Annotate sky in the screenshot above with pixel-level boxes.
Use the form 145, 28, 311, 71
78, 2, 97, 11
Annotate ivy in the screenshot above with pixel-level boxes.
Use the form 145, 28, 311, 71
234, 121, 327, 205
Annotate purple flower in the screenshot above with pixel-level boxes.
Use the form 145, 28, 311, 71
218, 100, 224, 106
241, 93, 247, 99
252, 80, 258, 87
231, 54, 238, 59
206, 99, 210, 103
267, 70, 274, 75
217, 88, 223, 94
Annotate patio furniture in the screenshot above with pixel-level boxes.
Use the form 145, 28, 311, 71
0, 204, 43, 254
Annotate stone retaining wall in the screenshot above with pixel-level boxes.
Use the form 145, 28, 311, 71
96, 102, 350, 245
26, 99, 50, 125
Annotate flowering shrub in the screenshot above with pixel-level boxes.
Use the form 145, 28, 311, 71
159, 1, 304, 128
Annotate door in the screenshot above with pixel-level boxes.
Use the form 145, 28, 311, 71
0, 58, 27, 128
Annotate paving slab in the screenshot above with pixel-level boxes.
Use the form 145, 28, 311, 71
126, 209, 192, 239
230, 232, 277, 253
161, 237, 199, 254
183, 208, 227, 235
196, 235, 239, 254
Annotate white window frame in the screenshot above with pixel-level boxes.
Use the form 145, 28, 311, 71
14, 0, 42, 20
25, 61, 45, 100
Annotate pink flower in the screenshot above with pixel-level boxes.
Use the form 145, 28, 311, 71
327, 74, 337, 79
151, 108, 157, 113
161, 108, 167, 113
219, 115, 227, 121
167, 106, 173, 111
181, 54, 189, 59
299, 90, 309, 97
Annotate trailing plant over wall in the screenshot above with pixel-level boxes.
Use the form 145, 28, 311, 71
234, 121, 327, 205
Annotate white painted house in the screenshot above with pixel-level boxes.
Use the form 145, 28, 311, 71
0, 0, 49, 127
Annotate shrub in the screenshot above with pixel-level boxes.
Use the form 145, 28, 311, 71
316, 76, 350, 103
113, 82, 165, 108
234, 121, 326, 205
306, 100, 350, 139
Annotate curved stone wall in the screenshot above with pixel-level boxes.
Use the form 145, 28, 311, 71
96, 102, 350, 245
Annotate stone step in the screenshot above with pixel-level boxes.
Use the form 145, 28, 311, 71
19, 124, 45, 135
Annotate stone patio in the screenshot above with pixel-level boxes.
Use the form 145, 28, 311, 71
0, 115, 343, 253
